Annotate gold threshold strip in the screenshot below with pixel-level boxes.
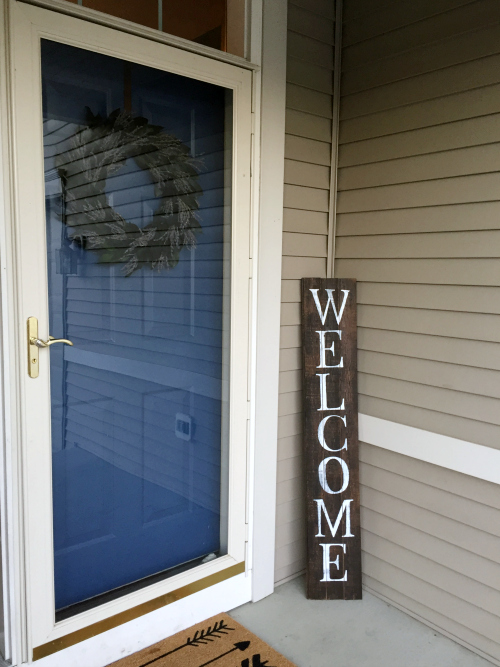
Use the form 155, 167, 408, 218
33, 562, 245, 661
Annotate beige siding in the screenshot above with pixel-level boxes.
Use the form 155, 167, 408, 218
276, 0, 333, 585
360, 444, 500, 663
337, 0, 500, 661
276, 3, 500, 662
337, 0, 500, 449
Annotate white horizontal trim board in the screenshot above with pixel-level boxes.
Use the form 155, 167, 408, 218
359, 414, 500, 486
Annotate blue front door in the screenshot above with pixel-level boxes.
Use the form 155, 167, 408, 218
42, 40, 232, 613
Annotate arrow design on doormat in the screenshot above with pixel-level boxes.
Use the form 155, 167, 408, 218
241, 655, 276, 667
139, 620, 235, 667
198, 641, 250, 666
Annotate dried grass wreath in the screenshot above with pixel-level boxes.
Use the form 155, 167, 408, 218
55, 108, 202, 276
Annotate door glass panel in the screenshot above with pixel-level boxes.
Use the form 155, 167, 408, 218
41, 40, 232, 616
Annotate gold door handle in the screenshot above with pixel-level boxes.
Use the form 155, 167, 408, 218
27, 317, 73, 378
31, 336, 74, 348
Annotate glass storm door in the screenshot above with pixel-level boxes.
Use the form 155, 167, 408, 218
43, 39, 234, 614
11, 2, 251, 650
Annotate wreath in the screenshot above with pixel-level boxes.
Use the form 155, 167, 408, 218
55, 108, 202, 276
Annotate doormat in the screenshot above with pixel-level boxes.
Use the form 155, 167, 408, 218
107, 613, 297, 667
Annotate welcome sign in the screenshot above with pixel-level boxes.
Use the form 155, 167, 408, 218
301, 278, 362, 600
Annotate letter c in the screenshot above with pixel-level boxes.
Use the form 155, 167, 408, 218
318, 415, 347, 452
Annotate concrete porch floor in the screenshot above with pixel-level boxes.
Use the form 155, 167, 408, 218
230, 576, 493, 667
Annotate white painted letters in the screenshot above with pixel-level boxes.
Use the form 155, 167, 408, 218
314, 499, 354, 538
318, 415, 347, 452
317, 374, 345, 411
318, 456, 350, 494
316, 330, 343, 369
310, 288, 350, 325
319, 543, 348, 582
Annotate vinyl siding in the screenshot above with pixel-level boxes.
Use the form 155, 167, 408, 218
276, 0, 333, 585
337, 0, 500, 452
337, 0, 500, 661
360, 444, 500, 664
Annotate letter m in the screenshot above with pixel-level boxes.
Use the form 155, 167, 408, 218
314, 499, 354, 538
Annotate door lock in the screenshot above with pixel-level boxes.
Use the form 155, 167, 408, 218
27, 317, 73, 378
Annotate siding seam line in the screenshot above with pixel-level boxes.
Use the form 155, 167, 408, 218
287, 28, 334, 48
361, 528, 500, 598
338, 140, 500, 170
288, 0, 335, 22
340, 79, 500, 123
363, 581, 500, 666
341, 0, 481, 49
361, 504, 500, 560
342, 41, 500, 96
362, 553, 499, 641
342, 17, 500, 78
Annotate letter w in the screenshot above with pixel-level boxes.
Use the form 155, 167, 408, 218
310, 289, 349, 325
314, 499, 354, 538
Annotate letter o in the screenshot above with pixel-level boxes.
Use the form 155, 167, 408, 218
318, 456, 349, 494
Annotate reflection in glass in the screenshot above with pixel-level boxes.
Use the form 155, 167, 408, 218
42, 40, 232, 614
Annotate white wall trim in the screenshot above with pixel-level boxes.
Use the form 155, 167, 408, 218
250, 0, 287, 602
359, 413, 500, 486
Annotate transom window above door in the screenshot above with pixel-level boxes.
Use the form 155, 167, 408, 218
63, 0, 246, 56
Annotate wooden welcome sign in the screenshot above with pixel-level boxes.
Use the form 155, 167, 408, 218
301, 278, 361, 600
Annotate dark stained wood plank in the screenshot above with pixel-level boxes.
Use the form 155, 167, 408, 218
301, 277, 362, 600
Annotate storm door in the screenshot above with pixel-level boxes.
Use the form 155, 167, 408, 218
43, 39, 234, 614
10, 1, 251, 653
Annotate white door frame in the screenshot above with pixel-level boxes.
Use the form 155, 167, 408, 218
11, 0, 252, 654
0, 0, 287, 664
